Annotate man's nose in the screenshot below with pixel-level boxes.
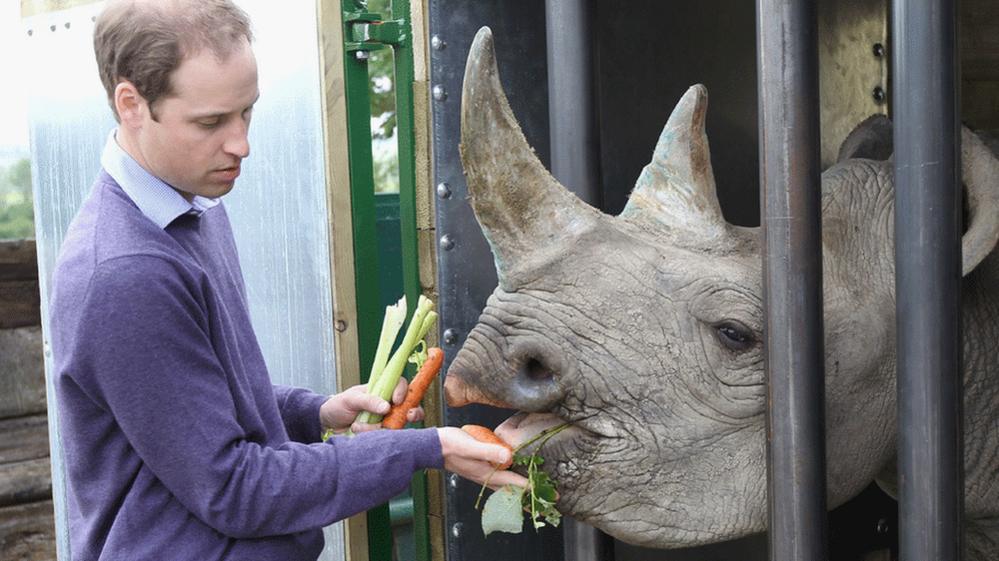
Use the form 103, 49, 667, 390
223, 119, 250, 159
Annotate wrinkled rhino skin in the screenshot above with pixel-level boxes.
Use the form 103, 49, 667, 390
445, 27, 999, 557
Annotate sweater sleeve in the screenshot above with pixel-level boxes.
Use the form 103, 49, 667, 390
273, 385, 328, 443
72, 255, 444, 538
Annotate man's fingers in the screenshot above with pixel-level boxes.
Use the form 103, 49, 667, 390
391, 378, 408, 405
351, 421, 382, 433
346, 391, 390, 416
486, 469, 529, 491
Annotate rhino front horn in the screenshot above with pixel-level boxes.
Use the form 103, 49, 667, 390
460, 27, 599, 289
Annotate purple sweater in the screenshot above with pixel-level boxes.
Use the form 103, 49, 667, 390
50, 173, 443, 561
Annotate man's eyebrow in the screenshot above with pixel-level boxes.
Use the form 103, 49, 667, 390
190, 94, 260, 121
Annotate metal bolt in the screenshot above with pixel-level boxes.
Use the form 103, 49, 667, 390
439, 234, 455, 251
27, 29, 33, 36
451, 522, 464, 538
431, 35, 446, 50
872, 86, 886, 104
872, 43, 886, 58
354, 51, 370, 61
448, 473, 460, 489
64, 22, 71, 29
432, 84, 447, 101
875, 518, 889, 534
50, 24, 56, 32
334, 319, 348, 333
436, 182, 452, 199
443, 329, 458, 345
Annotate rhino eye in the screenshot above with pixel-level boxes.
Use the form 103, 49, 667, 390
713, 321, 757, 352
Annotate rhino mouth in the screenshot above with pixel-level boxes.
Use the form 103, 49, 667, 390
443, 370, 610, 467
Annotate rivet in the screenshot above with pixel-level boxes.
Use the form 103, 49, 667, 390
431, 35, 446, 50
439, 234, 455, 251
50, 24, 56, 32
432, 84, 447, 101
448, 473, 460, 489
27, 29, 33, 36
355, 51, 370, 61
872, 86, 886, 104
875, 518, 888, 534
436, 182, 452, 199
872, 43, 886, 58
443, 329, 458, 345
451, 522, 464, 538
64, 22, 71, 29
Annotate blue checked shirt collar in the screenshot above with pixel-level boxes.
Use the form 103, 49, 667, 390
100, 130, 220, 229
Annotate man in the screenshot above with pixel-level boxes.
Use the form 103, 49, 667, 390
49, 1, 526, 559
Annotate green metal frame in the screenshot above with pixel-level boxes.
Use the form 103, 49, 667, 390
340, 1, 429, 560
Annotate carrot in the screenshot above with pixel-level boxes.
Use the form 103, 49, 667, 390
382, 347, 445, 430
461, 424, 514, 470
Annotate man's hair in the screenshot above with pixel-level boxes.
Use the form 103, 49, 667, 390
94, 0, 253, 122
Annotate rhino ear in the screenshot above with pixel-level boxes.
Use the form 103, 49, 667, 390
621, 85, 726, 238
459, 27, 599, 288
837, 115, 894, 162
961, 127, 999, 276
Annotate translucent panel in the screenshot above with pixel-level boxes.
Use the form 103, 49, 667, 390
25, 2, 344, 559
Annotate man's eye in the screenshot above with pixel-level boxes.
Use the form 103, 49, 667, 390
198, 119, 221, 129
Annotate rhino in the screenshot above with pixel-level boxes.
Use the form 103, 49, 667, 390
443, 27, 999, 558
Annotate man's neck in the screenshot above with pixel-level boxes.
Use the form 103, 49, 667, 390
114, 128, 195, 203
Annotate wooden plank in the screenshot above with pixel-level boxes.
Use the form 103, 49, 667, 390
316, 1, 366, 561
0, 415, 49, 465
0, 328, 46, 419
0, 241, 38, 282
0, 280, 42, 329
0, 500, 56, 561
0, 458, 52, 508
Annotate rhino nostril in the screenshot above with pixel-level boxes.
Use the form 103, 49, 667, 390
523, 357, 554, 381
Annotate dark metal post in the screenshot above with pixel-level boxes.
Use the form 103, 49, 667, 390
756, 0, 828, 560
546, 0, 601, 206
545, 2, 610, 560
892, 0, 964, 559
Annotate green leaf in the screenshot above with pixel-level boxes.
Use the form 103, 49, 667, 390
481, 486, 526, 537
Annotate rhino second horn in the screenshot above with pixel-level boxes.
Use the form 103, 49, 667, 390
459, 27, 600, 289
622, 85, 727, 239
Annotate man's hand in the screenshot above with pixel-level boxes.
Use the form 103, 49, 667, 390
320, 380, 425, 434
437, 427, 529, 490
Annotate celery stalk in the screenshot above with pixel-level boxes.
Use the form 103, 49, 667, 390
355, 295, 436, 425
365, 296, 408, 393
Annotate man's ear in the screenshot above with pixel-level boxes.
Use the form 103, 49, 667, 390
114, 81, 146, 127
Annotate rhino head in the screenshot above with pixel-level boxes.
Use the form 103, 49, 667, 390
445, 27, 999, 549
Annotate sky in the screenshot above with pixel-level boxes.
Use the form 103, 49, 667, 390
1, 2, 32, 153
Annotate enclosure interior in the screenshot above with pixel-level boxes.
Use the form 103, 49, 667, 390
436, 0, 997, 560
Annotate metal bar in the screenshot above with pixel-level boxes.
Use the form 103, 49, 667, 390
388, 3, 433, 560
755, 0, 828, 560
545, 0, 600, 206
544, 1, 610, 559
892, 0, 964, 559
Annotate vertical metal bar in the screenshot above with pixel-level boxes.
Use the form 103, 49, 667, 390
545, 0, 601, 206
545, 1, 611, 559
892, 0, 963, 559
756, 0, 828, 560
388, 3, 433, 561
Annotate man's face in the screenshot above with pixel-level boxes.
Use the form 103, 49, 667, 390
132, 38, 259, 200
